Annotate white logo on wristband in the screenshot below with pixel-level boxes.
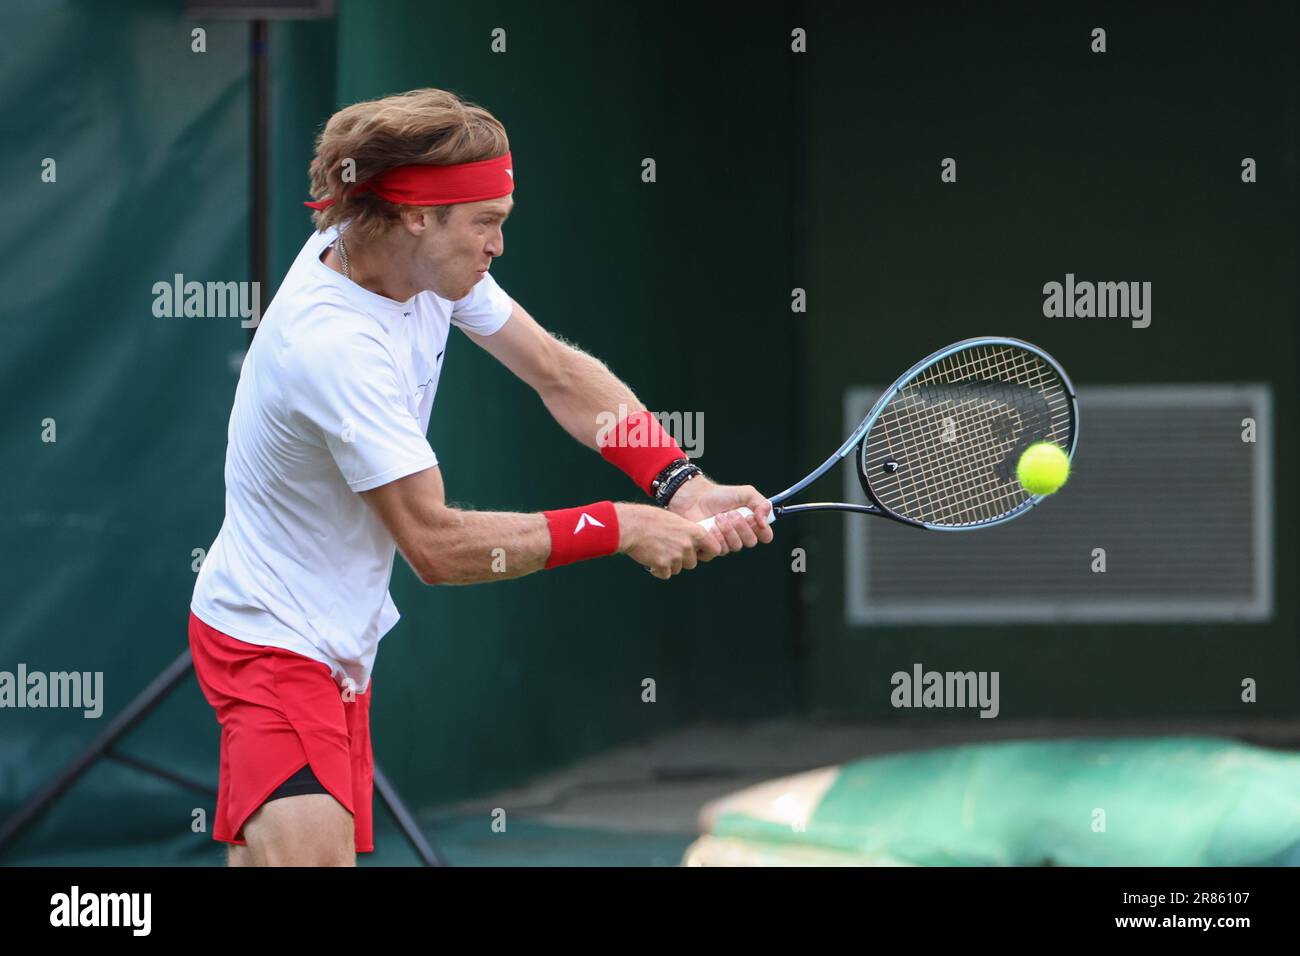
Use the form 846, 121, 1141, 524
574, 513, 606, 533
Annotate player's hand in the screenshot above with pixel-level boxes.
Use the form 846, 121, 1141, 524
667, 478, 775, 554
615, 503, 722, 580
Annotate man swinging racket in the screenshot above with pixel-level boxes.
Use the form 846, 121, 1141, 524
188, 88, 774, 867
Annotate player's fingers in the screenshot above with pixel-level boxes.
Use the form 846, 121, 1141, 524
719, 511, 746, 552
681, 544, 698, 571
719, 506, 759, 547
736, 514, 759, 548
742, 491, 774, 527
691, 523, 724, 560
742, 494, 775, 543
697, 532, 723, 561
745, 515, 774, 544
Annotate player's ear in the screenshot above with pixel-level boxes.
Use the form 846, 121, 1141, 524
401, 205, 430, 236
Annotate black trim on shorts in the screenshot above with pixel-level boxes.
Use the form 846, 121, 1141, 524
265, 763, 329, 802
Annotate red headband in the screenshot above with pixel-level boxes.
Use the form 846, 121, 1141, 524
305, 152, 513, 209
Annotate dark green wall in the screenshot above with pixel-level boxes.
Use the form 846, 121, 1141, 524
1, 0, 254, 860
799, 3, 1298, 719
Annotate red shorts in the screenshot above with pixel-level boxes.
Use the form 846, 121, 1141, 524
188, 610, 374, 853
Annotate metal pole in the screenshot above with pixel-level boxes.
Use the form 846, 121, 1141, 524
249, 19, 269, 342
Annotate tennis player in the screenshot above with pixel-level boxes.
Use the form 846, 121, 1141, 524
188, 88, 773, 866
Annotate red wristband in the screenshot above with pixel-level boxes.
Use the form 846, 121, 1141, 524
543, 501, 620, 568
598, 410, 687, 495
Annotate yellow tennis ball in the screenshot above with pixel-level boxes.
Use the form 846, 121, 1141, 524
1016, 442, 1070, 495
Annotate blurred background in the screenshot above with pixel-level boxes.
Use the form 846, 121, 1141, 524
1, 0, 1296, 866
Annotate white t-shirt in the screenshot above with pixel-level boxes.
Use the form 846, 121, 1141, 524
191, 226, 513, 690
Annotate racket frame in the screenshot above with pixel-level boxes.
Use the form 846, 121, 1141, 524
769, 336, 1079, 531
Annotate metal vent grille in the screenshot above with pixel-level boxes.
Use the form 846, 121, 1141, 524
844, 385, 1273, 624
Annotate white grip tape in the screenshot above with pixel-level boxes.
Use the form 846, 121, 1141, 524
697, 505, 774, 533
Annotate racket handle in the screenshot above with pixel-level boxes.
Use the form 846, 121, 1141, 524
697, 505, 775, 533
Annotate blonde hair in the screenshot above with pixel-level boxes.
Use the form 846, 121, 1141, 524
307, 88, 510, 243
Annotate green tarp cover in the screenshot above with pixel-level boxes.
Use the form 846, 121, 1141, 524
711, 737, 1300, 866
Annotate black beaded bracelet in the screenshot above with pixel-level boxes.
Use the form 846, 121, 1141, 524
650, 459, 690, 495
651, 460, 702, 507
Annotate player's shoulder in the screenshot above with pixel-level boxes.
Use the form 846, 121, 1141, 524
280, 278, 382, 336
277, 302, 393, 384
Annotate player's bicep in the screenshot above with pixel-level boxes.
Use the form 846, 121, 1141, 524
462, 300, 565, 392
359, 465, 448, 585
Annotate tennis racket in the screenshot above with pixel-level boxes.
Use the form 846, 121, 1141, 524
700, 336, 1078, 533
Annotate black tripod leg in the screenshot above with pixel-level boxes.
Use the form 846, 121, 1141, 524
0, 648, 197, 856
1, 647, 449, 867
373, 763, 444, 867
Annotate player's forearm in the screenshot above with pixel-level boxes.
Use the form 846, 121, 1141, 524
536, 345, 642, 451
417, 508, 552, 585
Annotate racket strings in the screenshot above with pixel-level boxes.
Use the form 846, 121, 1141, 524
905, 349, 1070, 523
886, 354, 1023, 522
872, 348, 1020, 521
914, 349, 1060, 519
864, 344, 1074, 527
903, 348, 1064, 523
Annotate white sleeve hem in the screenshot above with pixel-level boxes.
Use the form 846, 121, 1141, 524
453, 305, 512, 337
347, 454, 439, 493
